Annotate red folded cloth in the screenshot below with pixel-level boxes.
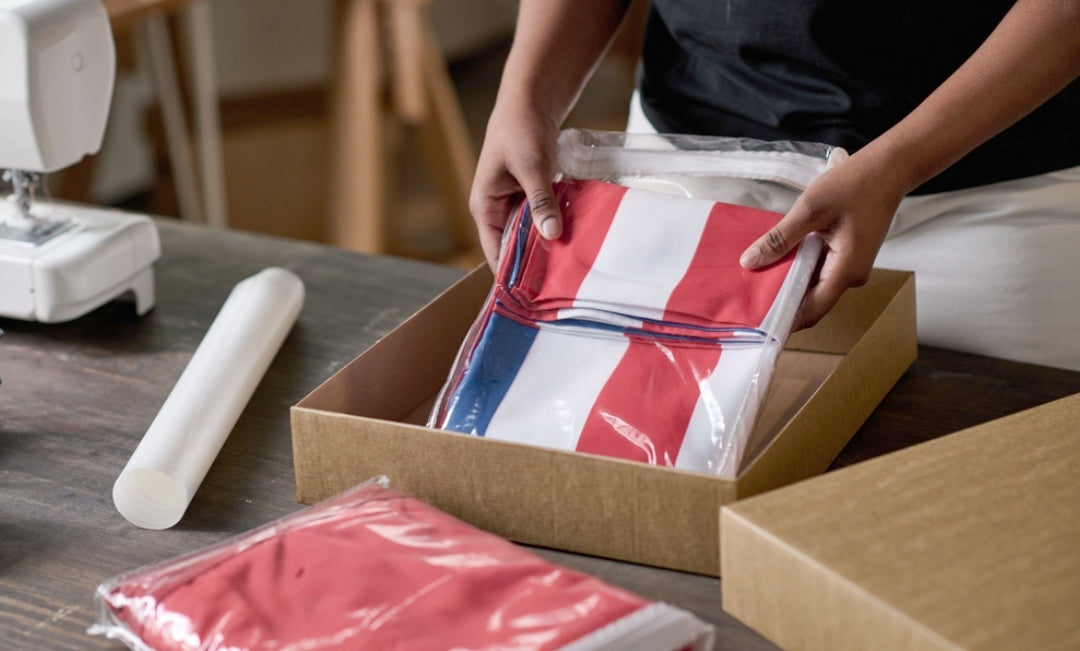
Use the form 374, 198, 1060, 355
91, 478, 714, 651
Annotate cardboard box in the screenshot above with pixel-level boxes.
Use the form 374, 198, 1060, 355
721, 393, 1080, 650
291, 265, 916, 576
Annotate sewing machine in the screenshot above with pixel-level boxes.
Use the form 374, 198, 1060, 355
0, 0, 160, 323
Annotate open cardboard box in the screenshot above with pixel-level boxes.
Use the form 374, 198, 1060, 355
720, 392, 1080, 650
291, 265, 916, 576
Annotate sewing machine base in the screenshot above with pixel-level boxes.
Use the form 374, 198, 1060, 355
0, 202, 161, 323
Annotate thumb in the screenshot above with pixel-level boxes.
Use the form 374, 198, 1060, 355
740, 205, 810, 269
523, 183, 562, 240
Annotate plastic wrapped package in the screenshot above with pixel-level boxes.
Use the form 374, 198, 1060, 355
89, 477, 715, 651
429, 130, 846, 478
555, 128, 844, 210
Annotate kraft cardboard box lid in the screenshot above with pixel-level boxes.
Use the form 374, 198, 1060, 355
721, 393, 1080, 651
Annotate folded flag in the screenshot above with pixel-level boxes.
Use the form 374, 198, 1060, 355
90, 478, 715, 651
430, 179, 816, 478
501, 178, 792, 336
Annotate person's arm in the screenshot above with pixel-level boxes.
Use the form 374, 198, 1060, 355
741, 0, 1080, 329
469, 0, 632, 268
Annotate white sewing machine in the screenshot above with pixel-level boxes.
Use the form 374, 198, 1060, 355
0, 0, 159, 323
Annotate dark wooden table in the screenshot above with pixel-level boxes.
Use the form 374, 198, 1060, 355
3, 219, 1079, 651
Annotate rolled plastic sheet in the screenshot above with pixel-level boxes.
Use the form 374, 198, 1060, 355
112, 267, 304, 529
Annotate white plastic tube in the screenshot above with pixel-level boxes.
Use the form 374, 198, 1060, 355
113, 267, 305, 529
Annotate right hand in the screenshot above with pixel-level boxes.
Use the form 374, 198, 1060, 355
469, 97, 565, 270
740, 148, 903, 330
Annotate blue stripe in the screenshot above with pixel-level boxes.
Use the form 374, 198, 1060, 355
441, 312, 538, 436
505, 203, 533, 289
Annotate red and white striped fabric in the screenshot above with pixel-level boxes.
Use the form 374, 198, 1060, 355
91, 478, 715, 651
504, 179, 793, 334
432, 179, 814, 477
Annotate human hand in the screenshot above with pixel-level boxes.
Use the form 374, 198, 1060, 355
469, 98, 564, 270
739, 150, 904, 330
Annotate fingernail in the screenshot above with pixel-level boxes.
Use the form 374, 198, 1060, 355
539, 217, 560, 239
740, 247, 762, 268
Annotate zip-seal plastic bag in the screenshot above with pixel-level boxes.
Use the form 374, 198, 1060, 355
429, 129, 846, 478
89, 476, 715, 651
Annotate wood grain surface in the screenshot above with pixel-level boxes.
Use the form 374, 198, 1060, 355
2, 218, 1078, 650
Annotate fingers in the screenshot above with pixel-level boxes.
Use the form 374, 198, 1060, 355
470, 168, 562, 270
794, 275, 848, 330
507, 145, 563, 242
740, 226, 797, 269
469, 181, 561, 271
793, 245, 876, 329
741, 198, 821, 270
475, 220, 504, 271
470, 149, 563, 271
739, 188, 875, 330
468, 183, 511, 270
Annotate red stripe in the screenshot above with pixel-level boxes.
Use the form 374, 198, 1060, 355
511, 180, 629, 311
664, 201, 793, 328
575, 337, 723, 466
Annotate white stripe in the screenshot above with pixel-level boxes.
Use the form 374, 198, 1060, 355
554, 307, 645, 330
675, 343, 775, 476
483, 328, 628, 451
572, 188, 712, 321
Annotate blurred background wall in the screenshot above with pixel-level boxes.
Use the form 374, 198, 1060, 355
86, 0, 644, 265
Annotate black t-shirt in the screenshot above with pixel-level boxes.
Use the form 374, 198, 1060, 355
637, 0, 1080, 193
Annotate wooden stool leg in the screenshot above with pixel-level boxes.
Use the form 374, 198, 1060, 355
137, 12, 205, 223
384, 0, 427, 123
327, 0, 386, 253
411, 10, 479, 260
181, 1, 228, 229
328, 0, 479, 259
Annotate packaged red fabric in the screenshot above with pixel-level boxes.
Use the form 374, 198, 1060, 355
90, 477, 715, 651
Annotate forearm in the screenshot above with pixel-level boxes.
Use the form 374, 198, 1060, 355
495, 0, 632, 125
864, 0, 1080, 194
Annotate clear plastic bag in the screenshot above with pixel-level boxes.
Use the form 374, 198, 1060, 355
557, 128, 841, 197
89, 477, 715, 651
429, 129, 845, 478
